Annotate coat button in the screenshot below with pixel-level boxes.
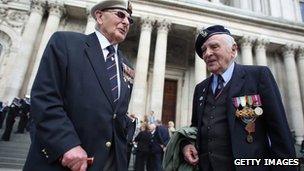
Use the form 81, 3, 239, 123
105, 141, 112, 148
113, 114, 117, 119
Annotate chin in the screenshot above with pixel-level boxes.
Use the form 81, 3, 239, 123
116, 35, 126, 43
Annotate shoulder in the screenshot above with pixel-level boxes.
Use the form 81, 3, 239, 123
236, 63, 271, 76
237, 63, 267, 71
195, 76, 211, 91
50, 31, 86, 43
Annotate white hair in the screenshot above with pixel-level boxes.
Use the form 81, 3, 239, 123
223, 34, 238, 58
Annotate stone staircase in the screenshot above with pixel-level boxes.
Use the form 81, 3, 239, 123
0, 118, 138, 171
0, 118, 30, 171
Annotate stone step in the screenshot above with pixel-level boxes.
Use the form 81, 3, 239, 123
0, 143, 28, 148
0, 151, 27, 159
0, 161, 23, 170
0, 157, 25, 164
0, 145, 29, 152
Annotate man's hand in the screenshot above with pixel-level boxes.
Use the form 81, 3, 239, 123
61, 145, 88, 171
182, 144, 199, 165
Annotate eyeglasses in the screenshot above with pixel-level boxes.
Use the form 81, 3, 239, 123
107, 10, 133, 24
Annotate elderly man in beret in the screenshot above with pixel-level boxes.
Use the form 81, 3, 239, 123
182, 25, 296, 171
24, 0, 135, 170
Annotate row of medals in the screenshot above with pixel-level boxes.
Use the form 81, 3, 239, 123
233, 95, 263, 143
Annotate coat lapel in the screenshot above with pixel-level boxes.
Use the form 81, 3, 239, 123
227, 63, 246, 133
84, 33, 115, 109
197, 77, 212, 129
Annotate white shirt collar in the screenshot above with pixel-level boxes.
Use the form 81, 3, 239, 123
95, 30, 118, 53
212, 62, 235, 92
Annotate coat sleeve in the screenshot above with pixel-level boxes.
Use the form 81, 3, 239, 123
30, 32, 81, 163
258, 67, 296, 158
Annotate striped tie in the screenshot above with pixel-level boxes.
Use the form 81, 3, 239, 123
106, 45, 119, 103
214, 75, 224, 99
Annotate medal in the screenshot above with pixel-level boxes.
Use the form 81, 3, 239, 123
245, 121, 255, 143
254, 106, 263, 116
240, 96, 246, 108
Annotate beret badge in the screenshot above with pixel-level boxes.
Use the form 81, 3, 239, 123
200, 30, 208, 38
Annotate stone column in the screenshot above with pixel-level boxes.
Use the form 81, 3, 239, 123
254, 38, 268, 66
240, 0, 251, 10
283, 45, 304, 144
27, 2, 64, 94
1, 0, 46, 100
294, 0, 302, 22
281, 0, 296, 21
195, 54, 207, 84
252, 0, 262, 13
269, 0, 282, 17
131, 17, 154, 117
239, 36, 254, 65
85, 6, 95, 35
150, 19, 171, 120
298, 47, 304, 114
210, 0, 221, 3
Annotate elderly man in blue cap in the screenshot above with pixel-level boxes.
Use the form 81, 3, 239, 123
23, 0, 135, 170
182, 25, 296, 171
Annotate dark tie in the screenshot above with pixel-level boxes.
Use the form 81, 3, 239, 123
214, 75, 224, 98
106, 45, 119, 103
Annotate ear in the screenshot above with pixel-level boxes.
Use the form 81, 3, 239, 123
95, 10, 103, 25
231, 44, 238, 52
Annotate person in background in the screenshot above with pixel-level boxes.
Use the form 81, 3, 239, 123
167, 121, 176, 138
0, 100, 9, 129
1, 97, 21, 141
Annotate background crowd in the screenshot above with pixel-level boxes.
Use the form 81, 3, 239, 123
0, 96, 31, 141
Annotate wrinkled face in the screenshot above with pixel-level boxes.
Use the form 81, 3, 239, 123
201, 34, 237, 74
95, 9, 131, 44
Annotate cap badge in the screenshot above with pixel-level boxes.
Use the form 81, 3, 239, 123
200, 30, 208, 38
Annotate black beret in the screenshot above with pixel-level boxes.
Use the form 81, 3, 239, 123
195, 25, 231, 57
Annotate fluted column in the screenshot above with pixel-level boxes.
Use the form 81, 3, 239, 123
254, 38, 268, 66
1, 0, 46, 100
85, 6, 95, 35
150, 19, 171, 120
283, 45, 304, 144
281, 0, 296, 21
27, 2, 64, 94
240, 36, 254, 65
195, 28, 207, 84
294, 0, 302, 22
298, 47, 304, 114
210, 0, 220, 3
269, 0, 282, 17
131, 17, 154, 117
252, 0, 262, 13
195, 54, 207, 84
240, 0, 251, 10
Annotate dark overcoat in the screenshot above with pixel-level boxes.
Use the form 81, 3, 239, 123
24, 32, 134, 171
191, 63, 296, 171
